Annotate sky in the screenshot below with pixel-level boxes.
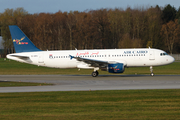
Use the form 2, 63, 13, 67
0, 0, 180, 14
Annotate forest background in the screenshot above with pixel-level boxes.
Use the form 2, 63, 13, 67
0, 4, 180, 55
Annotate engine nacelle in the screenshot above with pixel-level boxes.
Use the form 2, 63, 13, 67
108, 63, 125, 73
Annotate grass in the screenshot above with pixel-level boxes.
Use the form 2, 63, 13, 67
0, 58, 180, 75
0, 81, 52, 87
0, 58, 180, 119
0, 89, 180, 119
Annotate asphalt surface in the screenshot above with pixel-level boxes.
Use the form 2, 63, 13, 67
0, 75, 180, 93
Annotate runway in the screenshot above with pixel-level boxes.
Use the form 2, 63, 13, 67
0, 75, 180, 93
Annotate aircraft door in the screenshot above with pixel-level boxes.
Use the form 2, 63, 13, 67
38, 54, 44, 63
149, 50, 155, 60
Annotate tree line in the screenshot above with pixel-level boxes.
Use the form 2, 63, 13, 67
0, 4, 180, 55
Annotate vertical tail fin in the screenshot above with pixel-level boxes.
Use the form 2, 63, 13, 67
9, 25, 41, 53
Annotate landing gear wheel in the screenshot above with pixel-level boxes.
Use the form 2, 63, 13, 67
150, 72, 154, 76
92, 71, 99, 77
150, 66, 154, 77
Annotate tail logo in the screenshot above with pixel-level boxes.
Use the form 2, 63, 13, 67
13, 37, 28, 45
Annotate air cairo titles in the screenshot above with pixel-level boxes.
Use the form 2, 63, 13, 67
123, 50, 148, 54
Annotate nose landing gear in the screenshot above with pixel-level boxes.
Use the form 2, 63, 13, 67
150, 66, 154, 76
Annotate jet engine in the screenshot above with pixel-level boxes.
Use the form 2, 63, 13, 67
107, 63, 125, 73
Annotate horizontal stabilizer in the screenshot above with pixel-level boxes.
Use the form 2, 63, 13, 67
7, 54, 32, 62
10, 55, 29, 59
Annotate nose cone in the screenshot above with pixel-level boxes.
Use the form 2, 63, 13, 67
169, 56, 175, 64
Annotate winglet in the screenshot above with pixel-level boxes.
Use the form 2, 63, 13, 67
9, 25, 41, 53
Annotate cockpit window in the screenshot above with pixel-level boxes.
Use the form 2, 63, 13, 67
160, 53, 168, 56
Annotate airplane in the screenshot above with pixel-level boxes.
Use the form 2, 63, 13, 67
7, 25, 175, 77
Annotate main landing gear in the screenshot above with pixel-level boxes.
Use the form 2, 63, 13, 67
150, 66, 154, 76
92, 68, 99, 77
92, 71, 99, 77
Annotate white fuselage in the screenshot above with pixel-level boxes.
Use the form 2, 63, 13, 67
7, 48, 175, 69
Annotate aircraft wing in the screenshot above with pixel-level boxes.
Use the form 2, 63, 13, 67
70, 55, 111, 67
